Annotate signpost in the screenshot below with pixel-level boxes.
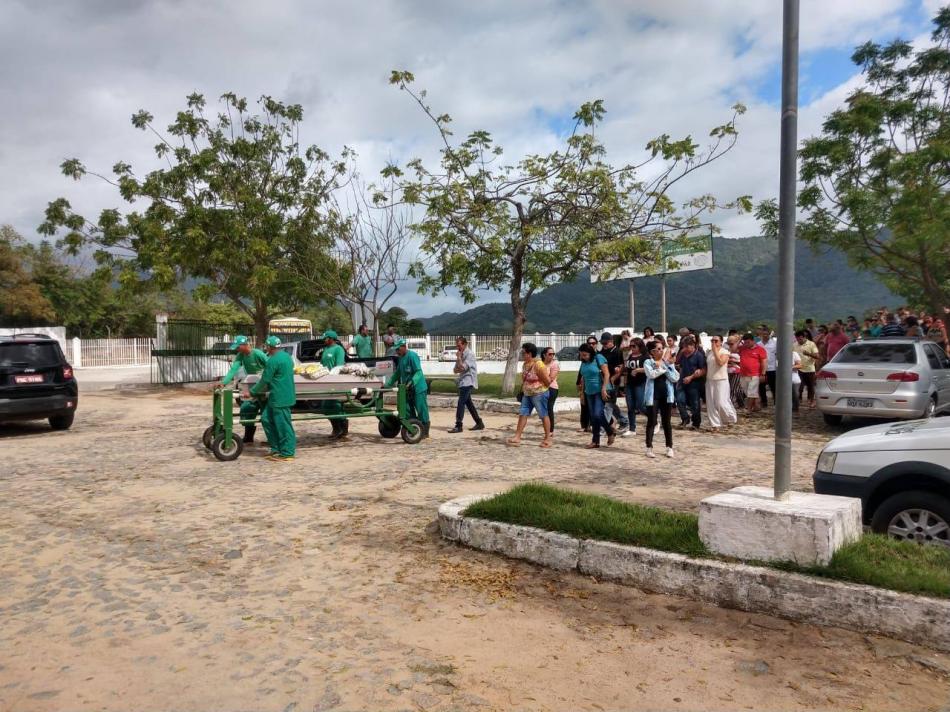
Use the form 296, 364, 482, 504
591, 230, 714, 333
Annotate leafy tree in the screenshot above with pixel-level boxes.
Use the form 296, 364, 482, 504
757, 7, 950, 314
379, 306, 424, 335
390, 71, 749, 392
0, 225, 56, 325
39, 92, 350, 342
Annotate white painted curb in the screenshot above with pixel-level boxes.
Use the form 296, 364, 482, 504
439, 496, 950, 653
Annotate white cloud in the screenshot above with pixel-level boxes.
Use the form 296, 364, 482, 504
0, 0, 935, 316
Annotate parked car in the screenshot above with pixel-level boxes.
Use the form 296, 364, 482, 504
438, 347, 459, 362
813, 417, 950, 548
0, 334, 78, 430
815, 339, 950, 425
556, 346, 580, 362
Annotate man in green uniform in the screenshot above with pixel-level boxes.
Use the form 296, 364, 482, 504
219, 335, 268, 444
349, 324, 374, 359
250, 336, 297, 461
386, 338, 430, 438
320, 330, 348, 439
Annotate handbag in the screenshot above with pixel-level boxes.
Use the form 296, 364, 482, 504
516, 389, 524, 403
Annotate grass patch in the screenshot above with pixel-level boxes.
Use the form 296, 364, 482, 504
464, 483, 950, 599
464, 482, 708, 557
775, 535, 950, 599
425, 371, 579, 399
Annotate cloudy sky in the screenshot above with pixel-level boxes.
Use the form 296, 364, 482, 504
0, 0, 943, 317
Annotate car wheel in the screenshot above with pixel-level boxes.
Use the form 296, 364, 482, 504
211, 433, 244, 461
49, 413, 75, 430
822, 413, 843, 426
870, 490, 950, 549
924, 396, 937, 419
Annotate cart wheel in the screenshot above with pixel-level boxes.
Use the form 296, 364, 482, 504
377, 416, 400, 439
202, 425, 216, 450
401, 418, 425, 445
211, 433, 244, 461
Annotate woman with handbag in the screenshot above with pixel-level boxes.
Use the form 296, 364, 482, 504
577, 343, 615, 449
507, 343, 553, 448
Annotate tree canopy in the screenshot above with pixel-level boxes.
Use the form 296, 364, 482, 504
39, 92, 350, 341
758, 7, 950, 314
390, 70, 749, 391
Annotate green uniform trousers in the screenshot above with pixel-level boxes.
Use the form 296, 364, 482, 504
408, 386, 430, 424
261, 403, 296, 457
238, 398, 261, 425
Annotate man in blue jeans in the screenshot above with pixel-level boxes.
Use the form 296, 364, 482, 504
675, 335, 706, 429
448, 336, 485, 433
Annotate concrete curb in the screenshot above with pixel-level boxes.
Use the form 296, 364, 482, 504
438, 496, 950, 653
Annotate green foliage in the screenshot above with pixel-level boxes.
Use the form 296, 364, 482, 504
426, 371, 578, 399
758, 8, 950, 313
391, 71, 749, 392
0, 225, 56, 324
39, 93, 351, 340
379, 305, 424, 334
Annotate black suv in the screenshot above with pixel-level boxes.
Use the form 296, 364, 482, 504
0, 334, 78, 430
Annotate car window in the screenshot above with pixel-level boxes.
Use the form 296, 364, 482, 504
833, 343, 916, 365
924, 344, 945, 370
0, 342, 63, 368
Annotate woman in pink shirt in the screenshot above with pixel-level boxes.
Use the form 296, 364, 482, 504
542, 348, 560, 432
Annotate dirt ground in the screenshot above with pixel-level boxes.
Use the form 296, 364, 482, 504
1, 391, 948, 712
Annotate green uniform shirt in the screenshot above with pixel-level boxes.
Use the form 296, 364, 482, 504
351, 333, 373, 359
221, 348, 268, 384
321, 343, 347, 369
250, 350, 296, 408
387, 350, 427, 392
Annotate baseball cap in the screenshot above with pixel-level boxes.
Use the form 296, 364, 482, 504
264, 335, 281, 348
229, 335, 249, 350
392, 338, 407, 350
321, 329, 339, 341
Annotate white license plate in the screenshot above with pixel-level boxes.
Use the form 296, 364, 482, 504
847, 398, 874, 408
14, 375, 44, 384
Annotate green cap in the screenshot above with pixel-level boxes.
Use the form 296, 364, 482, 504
392, 338, 407, 350
229, 335, 250, 350
264, 335, 281, 348
321, 329, 339, 341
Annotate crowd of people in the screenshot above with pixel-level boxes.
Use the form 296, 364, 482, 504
477, 305, 949, 454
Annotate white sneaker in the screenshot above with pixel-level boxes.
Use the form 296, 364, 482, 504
666, 447, 675, 458
645, 447, 655, 458
622, 429, 636, 437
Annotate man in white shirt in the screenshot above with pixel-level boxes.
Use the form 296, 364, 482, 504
757, 325, 778, 407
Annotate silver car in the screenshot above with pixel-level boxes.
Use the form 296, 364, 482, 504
816, 339, 950, 425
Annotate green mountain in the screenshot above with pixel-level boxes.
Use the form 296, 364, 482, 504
421, 236, 899, 334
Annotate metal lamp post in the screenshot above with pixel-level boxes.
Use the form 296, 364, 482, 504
774, 0, 799, 500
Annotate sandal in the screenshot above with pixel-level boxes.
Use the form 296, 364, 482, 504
506, 438, 522, 447
585, 442, 600, 449
540, 439, 552, 449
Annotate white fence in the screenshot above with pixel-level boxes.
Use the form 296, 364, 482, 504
71, 338, 154, 368
367, 333, 588, 361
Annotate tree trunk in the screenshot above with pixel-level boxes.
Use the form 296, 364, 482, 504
502, 302, 527, 396
254, 301, 269, 345
919, 264, 947, 317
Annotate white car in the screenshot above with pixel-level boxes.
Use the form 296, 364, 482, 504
813, 417, 950, 548
438, 347, 459, 362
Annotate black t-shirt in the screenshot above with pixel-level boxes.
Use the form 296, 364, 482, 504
601, 346, 623, 377
625, 353, 647, 385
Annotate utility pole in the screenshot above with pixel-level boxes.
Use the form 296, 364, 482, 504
774, 0, 799, 501
660, 274, 667, 334
627, 279, 636, 332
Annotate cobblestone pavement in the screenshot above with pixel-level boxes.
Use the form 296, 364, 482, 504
1, 391, 948, 711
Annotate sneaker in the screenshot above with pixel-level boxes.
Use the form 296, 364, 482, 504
622, 429, 636, 437
645, 447, 655, 458
471, 421, 485, 431
665, 448, 674, 458
447, 425, 463, 433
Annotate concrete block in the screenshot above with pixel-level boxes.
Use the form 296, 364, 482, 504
437, 495, 489, 541
460, 518, 579, 571
699, 486, 862, 566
